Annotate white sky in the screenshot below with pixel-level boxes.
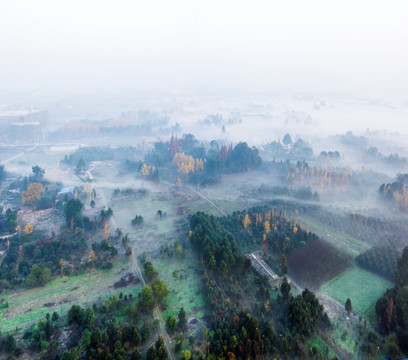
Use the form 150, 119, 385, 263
0, 0, 407, 97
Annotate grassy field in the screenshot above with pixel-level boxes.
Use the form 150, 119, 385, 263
320, 266, 392, 323
152, 250, 205, 321
0, 262, 141, 334
306, 335, 337, 359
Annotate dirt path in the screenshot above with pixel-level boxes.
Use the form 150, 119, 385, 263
95, 184, 176, 360
187, 185, 227, 216
1, 144, 39, 165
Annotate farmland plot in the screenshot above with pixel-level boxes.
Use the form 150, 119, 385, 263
320, 267, 393, 323
287, 239, 351, 290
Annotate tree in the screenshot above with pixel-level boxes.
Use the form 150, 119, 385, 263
139, 285, 155, 313
264, 220, 271, 234
64, 198, 83, 226
144, 262, 158, 282
288, 295, 311, 335
176, 244, 183, 256
283, 133, 292, 146
5, 335, 16, 354
0, 164, 6, 182
68, 305, 84, 325
83, 307, 96, 329
131, 348, 141, 360
345, 298, 352, 314
156, 336, 168, 360
178, 307, 187, 329
22, 183, 44, 205
280, 276, 291, 301
146, 346, 156, 360
87, 249, 97, 266
32, 165, 45, 180
24, 222, 34, 235
242, 214, 252, 229
52, 312, 59, 322
152, 278, 170, 305
183, 349, 192, 360
27, 264, 51, 287
280, 255, 288, 274
76, 158, 86, 174
167, 315, 177, 333
396, 246, 408, 286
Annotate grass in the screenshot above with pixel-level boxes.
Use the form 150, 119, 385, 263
331, 324, 359, 359
306, 335, 336, 359
152, 250, 205, 321
0, 262, 139, 334
320, 266, 393, 323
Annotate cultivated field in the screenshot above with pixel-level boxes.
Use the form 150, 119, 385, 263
287, 239, 351, 290
320, 267, 393, 323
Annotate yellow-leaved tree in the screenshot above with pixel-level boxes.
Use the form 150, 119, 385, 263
242, 214, 251, 229
264, 220, 271, 234
23, 222, 34, 235
22, 183, 44, 205
87, 249, 97, 266
59, 259, 65, 277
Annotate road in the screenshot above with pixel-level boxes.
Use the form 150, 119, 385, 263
187, 185, 227, 216
1, 144, 39, 165
248, 251, 349, 320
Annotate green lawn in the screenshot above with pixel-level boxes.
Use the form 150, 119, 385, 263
320, 266, 392, 323
152, 251, 205, 321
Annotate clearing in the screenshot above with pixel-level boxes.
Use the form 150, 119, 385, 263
320, 266, 393, 323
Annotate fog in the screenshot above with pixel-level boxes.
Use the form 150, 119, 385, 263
3, 3, 408, 354
1, 0, 407, 99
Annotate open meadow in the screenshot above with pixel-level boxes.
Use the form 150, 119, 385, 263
0, 262, 141, 334
320, 266, 393, 323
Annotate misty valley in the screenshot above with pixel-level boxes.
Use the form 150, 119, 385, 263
1, 109, 408, 360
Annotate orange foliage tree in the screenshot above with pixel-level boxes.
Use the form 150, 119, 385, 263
22, 183, 44, 206
173, 153, 204, 174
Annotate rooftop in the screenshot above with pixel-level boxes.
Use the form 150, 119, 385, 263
0, 109, 45, 117
10, 122, 41, 126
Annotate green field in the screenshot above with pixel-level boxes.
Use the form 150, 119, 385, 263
320, 267, 392, 322
153, 251, 205, 321
0, 262, 141, 334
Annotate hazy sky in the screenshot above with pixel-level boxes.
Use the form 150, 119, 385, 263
0, 0, 407, 97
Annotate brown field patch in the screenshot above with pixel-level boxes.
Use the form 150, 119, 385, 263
287, 239, 351, 290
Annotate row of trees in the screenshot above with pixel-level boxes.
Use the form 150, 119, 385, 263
143, 134, 262, 185
356, 240, 400, 281
375, 246, 408, 357
274, 160, 350, 188
379, 181, 408, 210
219, 206, 318, 254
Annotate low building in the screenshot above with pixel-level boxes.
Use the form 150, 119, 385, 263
56, 186, 76, 201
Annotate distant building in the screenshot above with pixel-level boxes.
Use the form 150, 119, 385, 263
0, 109, 48, 142
56, 186, 76, 201
9, 122, 42, 142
